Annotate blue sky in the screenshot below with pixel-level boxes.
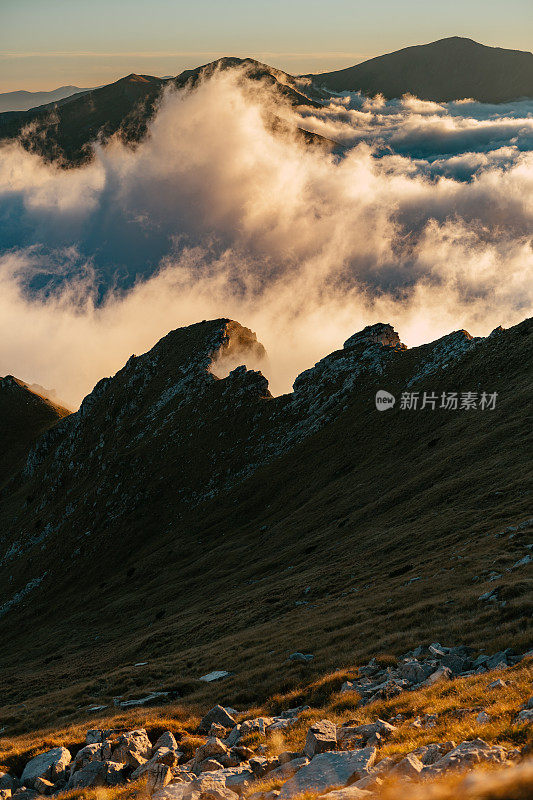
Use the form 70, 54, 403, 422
1, 0, 532, 91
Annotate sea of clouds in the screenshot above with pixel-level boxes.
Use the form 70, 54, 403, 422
0, 66, 532, 407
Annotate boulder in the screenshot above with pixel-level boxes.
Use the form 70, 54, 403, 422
153, 731, 179, 752
390, 754, 424, 778
424, 666, 453, 686
199, 707, 237, 734
239, 718, 273, 737
288, 653, 314, 662
132, 747, 181, 779
21, 747, 71, 788
194, 738, 228, 764
145, 763, 173, 792
424, 739, 509, 775
412, 742, 455, 765
67, 760, 126, 789
278, 749, 376, 799
338, 720, 396, 745
196, 759, 224, 773
267, 757, 309, 780
31, 778, 54, 796
112, 729, 152, 767
71, 741, 112, 772
304, 720, 337, 758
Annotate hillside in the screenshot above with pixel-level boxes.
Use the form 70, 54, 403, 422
0, 86, 91, 113
0, 60, 321, 166
0, 316, 531, 737
304, 37, 533, 102
0, 376, 70, 489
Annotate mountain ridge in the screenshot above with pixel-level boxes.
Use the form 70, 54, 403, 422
0, 314, 531, 727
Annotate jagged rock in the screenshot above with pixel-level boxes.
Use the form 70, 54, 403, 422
112, 729, 152, 767
223, 726, 241, 748
424, 666, 453, 685
21, 747, 71, 788
31, 778, 54, 796
338, 720, 396, 745
267, 757, 309, 780
196, 759, 224, 773
412, 742, 455, 765
153, 731, 179, 752
343, 324, 402, 351
304, 720, 337, 757
390, 754, 424, 778
71, 741, 112, 772
239, 718, 273, 737
132, 747, 181, 778
145, 763, 173, 792
399, 660, 431, 684
424, 739, 510, 775
209, 724, 228, 739
517, 709, 533, 723
195, 738, 228, 763
278, 749, 376, 799
67, 760, 126, 789
476, 711, 490, 724
199, 706, 237, 734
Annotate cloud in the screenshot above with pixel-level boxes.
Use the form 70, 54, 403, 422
0, 66, 531, 407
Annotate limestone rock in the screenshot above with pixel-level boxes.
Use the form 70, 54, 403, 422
21, 747, 71, 788
199, 707, 237, 734
112, 729, 152, 767
153, 732, 179, 752
278, 749, 376, 799
71, 741, 112, 772
390, 754, 424, 778
67, 760, 126, 789
304, 720, 337, 758
424, 739, 510, 775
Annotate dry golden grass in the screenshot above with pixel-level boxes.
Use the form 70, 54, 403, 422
1, 659, 531, 800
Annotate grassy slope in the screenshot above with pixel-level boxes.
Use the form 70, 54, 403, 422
0, 320, 531, 735
0, 376, 70, 488
0, 658, 531, 799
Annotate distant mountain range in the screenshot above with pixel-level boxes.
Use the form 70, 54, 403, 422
0, 38, 532, 165
305, 37, 533, 103
0, 84, 92, 113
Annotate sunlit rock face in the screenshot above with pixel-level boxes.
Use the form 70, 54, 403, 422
343, 323, 404, 351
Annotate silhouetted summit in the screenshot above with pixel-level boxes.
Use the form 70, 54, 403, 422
305, 37, 533, 102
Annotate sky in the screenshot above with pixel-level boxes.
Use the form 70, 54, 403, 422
1, 0, 532, 92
